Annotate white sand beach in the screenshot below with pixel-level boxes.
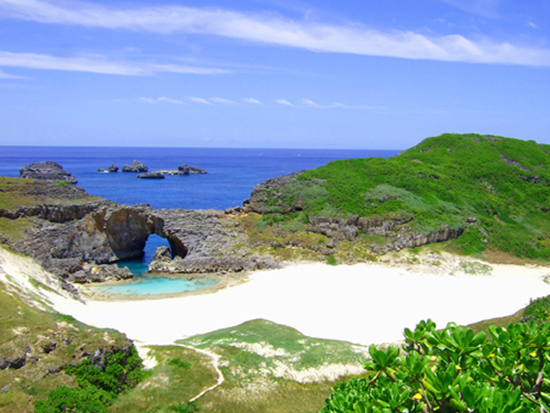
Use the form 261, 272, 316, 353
2, 247, 550, 346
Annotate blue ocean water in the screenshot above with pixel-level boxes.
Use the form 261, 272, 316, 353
0, 146, 399, 294
0, 146, 398, 210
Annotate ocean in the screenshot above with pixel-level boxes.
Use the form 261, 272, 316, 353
1, 146, 399, 294
0, 146, 398, 210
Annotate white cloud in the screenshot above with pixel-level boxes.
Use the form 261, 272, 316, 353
138, 96, 184, 104
158, 97, 184, 104
0, 51, 227, 76
188, 96, 212, 105
0, 0, 548, 66
210, 97, 237, 104
0, 69, 28, 79
301, 98, 319, 107
275, 99, 293, 106
242, 97, 261, 104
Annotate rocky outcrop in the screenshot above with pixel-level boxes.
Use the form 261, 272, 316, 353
122, 160, 148, 172
19, 161, 77, 184
98, 164, 119, 173
0, 201, 108, 223
148, 209, 280, 273
68, 264, 133, 283
178, 164, 208, 174
137, 172, 164, 179
245, 171, 305, 214
371, 225, 464, 254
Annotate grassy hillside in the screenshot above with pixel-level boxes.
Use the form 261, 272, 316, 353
254, 134, 550, 260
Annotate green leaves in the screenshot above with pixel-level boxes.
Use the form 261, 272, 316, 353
321, 319, 550, 413
34, 347, 145, 413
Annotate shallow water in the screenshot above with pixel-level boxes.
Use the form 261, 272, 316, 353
107, 234, 220, 296
92, 274, 219, 296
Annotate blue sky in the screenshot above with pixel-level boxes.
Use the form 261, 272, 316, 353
0, 0, 549, 149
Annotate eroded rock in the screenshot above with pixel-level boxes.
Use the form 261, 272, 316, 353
19, 161, 77, 184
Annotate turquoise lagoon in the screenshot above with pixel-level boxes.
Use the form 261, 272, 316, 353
92, 274, 219, 296
92, 235, 219, 296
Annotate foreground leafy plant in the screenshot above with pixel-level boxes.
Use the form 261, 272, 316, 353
321, 319, 550, 412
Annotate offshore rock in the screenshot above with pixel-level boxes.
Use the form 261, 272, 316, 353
106, 164, 119, 173
178, 164, 208, 175
19, 161, 77, 184
137, 172, 164, 179
122, 160, 148, 172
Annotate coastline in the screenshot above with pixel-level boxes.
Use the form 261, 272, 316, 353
2, 246, 550, 348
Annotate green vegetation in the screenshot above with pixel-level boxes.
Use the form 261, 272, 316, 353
109, 345, 217, 413
0, 277, 137, 413
321, 318, 550, 412
178, 319, 369, 413
522, 295, 550, 324
256, 134, 550, 260
34, 348, 145, 413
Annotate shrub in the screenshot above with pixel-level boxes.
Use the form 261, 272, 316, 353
321, 319, 550, 412
34, 347, 145, 413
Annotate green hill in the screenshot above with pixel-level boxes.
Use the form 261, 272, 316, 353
248, 133, 550, 260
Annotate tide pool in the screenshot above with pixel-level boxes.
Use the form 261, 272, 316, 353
92, 274, 219, 296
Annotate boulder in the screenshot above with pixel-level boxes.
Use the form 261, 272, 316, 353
106, 164, 119, 173
19, 161, 77, 184
152, 246, 171, 262
178, 164, 207, 174
137, 172, 164, 179
122, 160, 148, 173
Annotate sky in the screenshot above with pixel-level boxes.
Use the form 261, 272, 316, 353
0, 0, 549, 149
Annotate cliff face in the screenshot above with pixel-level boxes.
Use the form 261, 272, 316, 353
0, 177, 278, 284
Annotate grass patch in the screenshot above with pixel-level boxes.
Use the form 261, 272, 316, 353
109, 346, 218, 413
177, 320, 368, 413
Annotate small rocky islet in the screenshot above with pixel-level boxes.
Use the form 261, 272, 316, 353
98, 160, 207, 178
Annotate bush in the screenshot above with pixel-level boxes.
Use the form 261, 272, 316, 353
34, 347, 145, 413
321, 319, 550, 412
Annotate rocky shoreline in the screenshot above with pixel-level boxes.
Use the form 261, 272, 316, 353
1, 164, 476, 297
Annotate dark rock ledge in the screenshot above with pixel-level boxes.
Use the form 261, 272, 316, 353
19, 161, 77, 184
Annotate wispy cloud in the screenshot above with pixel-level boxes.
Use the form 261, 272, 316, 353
210, 97, 237, 104
1, 0, 549, 66
301, 98, 320, 107
0, 51, 227, 75
138, 97, 184, 104
242, 97, 261, 104
0, 69, 28, 79
439, 0, 500, 18
188, 96, 212, 105
275, 99, 293, 106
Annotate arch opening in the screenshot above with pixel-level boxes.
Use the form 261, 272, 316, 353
117, 233, 171, 276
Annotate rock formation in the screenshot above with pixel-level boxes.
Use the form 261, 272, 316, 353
137, 172, 164, 179
19, 161, 78, 184
122, 160, 148, 172
178, 164, 208, 174
0, 177, 279, 284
